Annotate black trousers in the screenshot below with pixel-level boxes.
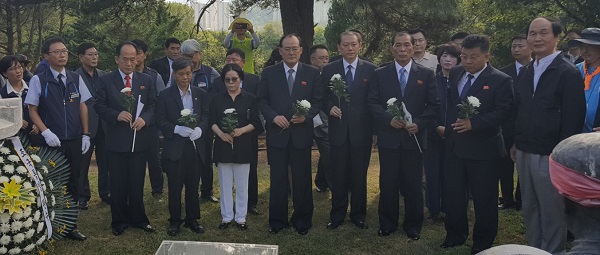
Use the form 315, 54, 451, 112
443, 154, 499, 252
267, 143, 313, 230
248, 136, 259, 208
79, 136, 96, 203
146, 127, 163, 195
56, 138, 82, 205
107, 150, 149, 229
164, 141, 201, 223
499, 148, 520, 206
423, 138, 446, 215
329, 137, 370, 224
200, 131, 214, 196
313, 133, 331, 190
95, 125, 110, 200
378, 148, 423, 235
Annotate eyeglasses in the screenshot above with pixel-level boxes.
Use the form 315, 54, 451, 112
282, 47, 300, 53
48, 49, 69, 55
224, 77, 239, 83
7, 65, 23, 72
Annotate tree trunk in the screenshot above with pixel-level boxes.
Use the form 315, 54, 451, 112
58, 0, 65, 36
5, 0, 15, 54
26, 4, 39, 56
278, 0, 314, 63
15, 4, 22, 51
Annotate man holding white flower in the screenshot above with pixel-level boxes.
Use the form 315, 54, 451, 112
367, 31, 439, 239
258, 34, 322, 235
442, 34, 513, 254
95, 42, 157, 236
156, 57, 208, 236
320, 31, 377, 230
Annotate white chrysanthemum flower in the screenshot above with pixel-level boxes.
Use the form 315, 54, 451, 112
12, 233, 24, 243
11, 221, 22, 232
49, 181, 54, 190
36, 235, 46, 245
51, 196, 56, 206
0, 147, 10, 155
299, 100, 311, 109
25, 229, 35, 239
180, 109, 192, 116
120, 87, 131, 93
41, 166, 48, 174
15, 166, 27, 174
0, 177, 8, 184
36, 222, 43, 233
0, 157, 3, 164
11, 212, 23, 221
50, 211, 55, 221
386, 97, 398, 106
0, 246, 6, 254
330, 74, 342, 81
8, 248, 20, 255
23, 218, 33, 229
223, 108, 236, 114
2, 165, 14, 174
0, 224, 9, 233
39, 173, 43, 180
9, 176, 21, 184
24, 243, 35, 252
0, 235, 10, 245
30, 155, 41, 163
23, 208, 31, 218
22, 182, 32, 189
467, 96, 481, 107
7, 155, 19, 162
33, 211, 40, 222
0, 214, 10, 224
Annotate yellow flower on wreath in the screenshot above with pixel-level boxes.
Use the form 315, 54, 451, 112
0, 180, 36, 214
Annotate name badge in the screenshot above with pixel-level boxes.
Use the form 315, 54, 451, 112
198, 82, 207, 88
69, 92, 80, 102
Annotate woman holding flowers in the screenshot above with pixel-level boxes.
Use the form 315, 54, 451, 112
210, 64, 262, 230
156, 57, 209, 236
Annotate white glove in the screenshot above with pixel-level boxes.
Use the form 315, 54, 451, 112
174, 125, 194, 138
82, 135, 91, 154
189, 127, 203, 141
41, 129, 61, 147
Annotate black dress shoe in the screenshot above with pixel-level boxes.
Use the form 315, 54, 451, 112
137, 224, 156, 233
67, 229, 87, 241
352, 221, 368, 229
315, 186, 328, 192
219, 222, 231, 229
268, 226, 286, 234
237, 223, 248, 230
406, 231, 420, 240
167, 223, 180, 236
78, 201, 89, 210
326, 222, 341, 230
201, 195, 219, 203
296, 228, 309, 235
440, 241, 465, 249
378, 229, 392, 237
112, 227, 125, 236
248, 206, 260, 215
184, 221, 205, 234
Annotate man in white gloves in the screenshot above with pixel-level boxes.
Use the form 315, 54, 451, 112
25, 36, 91, 241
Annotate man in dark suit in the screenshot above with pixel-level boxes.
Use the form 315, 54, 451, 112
212, 48, 262, 215
157, 57, 208, 236
95, 42, 157, 236
497, 34, 531, 210
149, 37, 181, 87
368, 32, 439, 239
258, 34, 322, 235
441, 35, 513, 254
75, 42, 110, 209
321, 31, 376, 230
512, 17, 586, 254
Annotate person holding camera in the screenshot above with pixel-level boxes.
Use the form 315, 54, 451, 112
223, 18, 261, 74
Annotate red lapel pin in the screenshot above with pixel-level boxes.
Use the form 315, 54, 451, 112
483, 86, 489, 90
301, 81, 307, 86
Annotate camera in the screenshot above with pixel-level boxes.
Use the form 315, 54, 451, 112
234, 23, 248, 29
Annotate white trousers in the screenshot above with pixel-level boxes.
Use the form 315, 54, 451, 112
217, 163, 250, 223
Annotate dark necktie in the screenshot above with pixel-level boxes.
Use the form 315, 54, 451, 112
460, 74, 474, 100
399, 68, 407, 96
57, 73, 66, 95
345, 65, 354, 87
287, 69, 294, 95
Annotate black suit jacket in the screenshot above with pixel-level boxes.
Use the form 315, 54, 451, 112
213, 72, 260, 96
94, 70, 156, 152
368, 61, 439, 150
75, 67, 108, 138
148, 56, 170, 85
258, 62, 322, 149
321, 59, 377, 147
445, 65, 513, 160
499, 63, 520, 149
156, 85, 209, 163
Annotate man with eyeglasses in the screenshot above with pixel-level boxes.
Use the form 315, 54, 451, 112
75, 42, 110, 210
131, 39, 167, 203
258, 34, 322, 235
309, 44, 330, 72
409, 29, 439, 71
25, 36, 92, 241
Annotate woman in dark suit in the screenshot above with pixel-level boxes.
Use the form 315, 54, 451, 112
0, 55, 35, 136
210, 64, 262, 230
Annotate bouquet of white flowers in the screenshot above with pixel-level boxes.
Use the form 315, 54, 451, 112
220, 108, 238, 150
293, 100, 311, 118
120, 88, 136, 114
457, 96, 481, 119
329, 74, 350, 105
178, 109, 199, 150
385, 98, 407, 121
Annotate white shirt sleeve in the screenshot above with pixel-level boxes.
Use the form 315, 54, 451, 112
24, 75, 42, 106
78, 76, 92, 103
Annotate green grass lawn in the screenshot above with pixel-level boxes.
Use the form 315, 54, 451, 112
53, 151, 527, 255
